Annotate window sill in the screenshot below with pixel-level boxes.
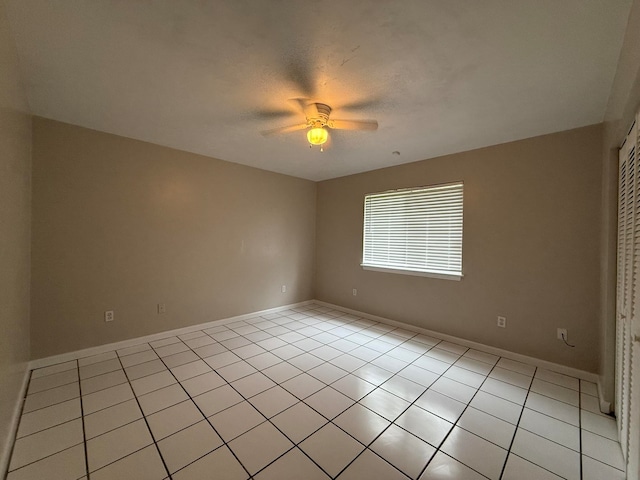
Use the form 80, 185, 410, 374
361, 264, 463, 281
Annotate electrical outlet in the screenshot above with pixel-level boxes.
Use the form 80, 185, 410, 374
557, 328, 568, 341
281, 285, 286, 293
497, 316, 506, 328
105, 310, 114, 322
353, 288, 357, 296
158, 303, 166, 314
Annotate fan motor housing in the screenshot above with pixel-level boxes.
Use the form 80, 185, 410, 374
311, 103, 332, 126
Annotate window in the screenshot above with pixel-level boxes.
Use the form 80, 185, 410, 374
362, 182, 463, 280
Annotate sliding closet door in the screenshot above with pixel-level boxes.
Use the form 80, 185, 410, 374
616, 118, 640, 478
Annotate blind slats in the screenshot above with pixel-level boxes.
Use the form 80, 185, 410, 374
363, 182, 463, 276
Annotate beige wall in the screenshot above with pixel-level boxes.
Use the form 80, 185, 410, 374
0, 1, 31, 472
31, 118, 316, 358
316, 125, 603, 372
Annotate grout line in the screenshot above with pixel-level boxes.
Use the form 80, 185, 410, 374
579, 380, 583, 480
113, 353, 172, 479
147, 338, 254, 479
76, 360, 90, 479
497, 365, 537, 479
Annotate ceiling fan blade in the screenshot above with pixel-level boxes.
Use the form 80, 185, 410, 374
261, 123, 309, 136
339, 97, 383, 112
304, 102, 319, 119
252, 108, 297, 120
328, 119, 378, 131
289, 98, 309, 114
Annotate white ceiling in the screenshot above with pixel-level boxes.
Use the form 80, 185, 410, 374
5, 0, 633, 181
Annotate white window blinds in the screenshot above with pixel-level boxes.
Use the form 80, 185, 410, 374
362, 182, 463, 278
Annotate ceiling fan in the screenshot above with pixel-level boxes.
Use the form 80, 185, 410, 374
260, 100, 378, 151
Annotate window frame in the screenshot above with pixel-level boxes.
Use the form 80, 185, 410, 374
361, 181, 464, 281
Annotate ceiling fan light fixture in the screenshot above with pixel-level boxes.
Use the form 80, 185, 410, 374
307, 127, 328, 146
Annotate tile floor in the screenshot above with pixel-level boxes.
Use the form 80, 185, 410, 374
5, 303, 626, 479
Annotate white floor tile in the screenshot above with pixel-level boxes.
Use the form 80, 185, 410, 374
120, 349, 159, 367
371, 423, 436, 478
480, 377, 527, 404
82, 383, 134, 415
415, 389, 466, 423
254, 447, 328, 480
23, 383, 79, 413
131, 370, 176, 396
125, 359, 167, 380
580, 410, 618, 440
228, 422, 293, 475
299, 423, 364, 477
157, 420, 223, 473
79, 359, 121, 380
6, 444, 85, 480
331, 374, 377, 401
27, 369, 78, 395
9, 419, 84, 471
193, 385, 243, 417
308, 362, 348, 384
502, 453, 563, 479
581, 454, 626, 480
31, 361, 77, 379
282, 373, 326, 399
441, 426, 507, 480
84, 398, 142, 439
86, 419, 153, 472
216, 360, 258, 382
211, 397, 265, 440
495, 358, 535, 376
170, 359, 211, 381
359, 387, 410, 421
138, 384, 188, 416
430, 377, 477, 404
146, 400, 203, 440
90, 445, 167, 480
17, 398, 81, 438
395, 405, 453, 447
262, 362, 303, 383
470, 391, 522, 425
163, 350, 200, 368
352, 364, 394, 386
581, 429, 625, 470
419, 451, 487, 479
80, 369, 127, 395
457, 406, 515, 449
511, 428, 580, 480
525, 392, 579, 426
271, 402, 328, 443
535, 368, 579, 391
305, 386, 355, 419
380, 375, 426, 402
172, 446, 248, 480
333, 403, 390, 445
337, 449, 407, 480
519, 408, 579, 451
10, 303, 627, 480
180, 371, 225, 397
463, 349, 499, 366
249, 385, 299, 418
443, 365, 486, 388
530, 378, 579, 406
488, 366, 532, 389
232, 372, 276, 398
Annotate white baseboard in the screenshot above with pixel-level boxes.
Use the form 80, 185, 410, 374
28, 297, 600, 391
1, 367, 30, 479
314, 300, 601, 384
29, 300, 314, 370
